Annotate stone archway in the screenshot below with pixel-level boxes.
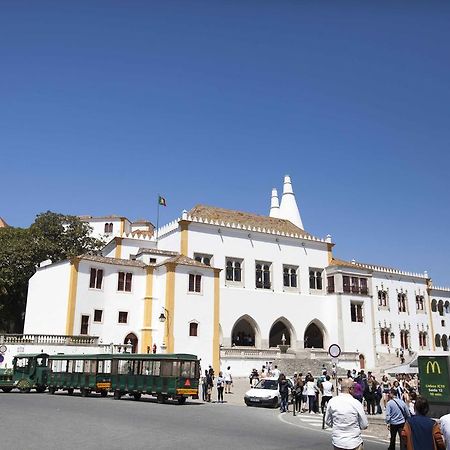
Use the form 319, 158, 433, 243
304, 322, 324, 349
269, 319, 293, 348
231, 316, 260, 347
124, 333, 138, 353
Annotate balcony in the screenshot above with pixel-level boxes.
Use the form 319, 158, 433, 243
343, 286, 369, 296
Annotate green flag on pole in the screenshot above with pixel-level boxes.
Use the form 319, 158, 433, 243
158, 195, 167, 207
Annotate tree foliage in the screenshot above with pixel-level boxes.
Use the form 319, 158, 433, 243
0, 212, 103, 332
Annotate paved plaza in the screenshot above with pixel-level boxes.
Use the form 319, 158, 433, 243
0, 380, 391, 450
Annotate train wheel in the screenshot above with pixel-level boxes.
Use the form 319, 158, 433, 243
80, 388, 90, 397
177, 397, 186, 405
20, 387, 31, 393
100, 390, 108, 398
67, 388, 74, 395
113, 390, 121, 400
157, 394, 166, 404
133, 392, 141, 401
36, 386, 46, 393
48, 387, 56, 395
1, 387, 13, 393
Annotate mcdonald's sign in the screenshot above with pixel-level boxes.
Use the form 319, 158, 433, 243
426, 361, 441, 374
418, 356, 450, 404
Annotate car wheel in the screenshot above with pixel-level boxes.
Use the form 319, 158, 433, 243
272, 397, 279, 408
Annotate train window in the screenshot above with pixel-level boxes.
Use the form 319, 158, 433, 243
153, 361, 160, 376
74, 360, 84, 373
141, 360, 152, 375
181, 361, 195, 378
98, 360, 111, 373
15, 358, 29, 369
83, 360, 96, 373
160, 361, 172, 377
171, 361, 180, 376
67, 360, 74, 373
118, 360, 134, 374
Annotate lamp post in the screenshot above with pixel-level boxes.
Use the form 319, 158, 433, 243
159, 307, 169, 352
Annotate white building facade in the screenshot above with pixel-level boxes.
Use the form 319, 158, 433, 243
21, 176, 450, 375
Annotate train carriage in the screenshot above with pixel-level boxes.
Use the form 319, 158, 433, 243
12, 353, 49, 393
0, 368, 14, 393
47, 354, 113, 397
111, 353, 199, 404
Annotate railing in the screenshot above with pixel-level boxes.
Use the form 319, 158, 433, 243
343, 286, 369, 296
0, 334, 99, 346
309, 349, 360, 361
220, 347, 281, 358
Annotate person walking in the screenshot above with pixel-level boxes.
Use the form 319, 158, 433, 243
440, 412, 450, 450
306, 375, 319, 414
278, 373, 290, 413
325, 378, 368, 450
216, 371, 225, 403
320, 375, 334, 414
224, 366, 232, 394
202, 369, 208, 402
364, 377, 377, 415
401, 396, 445, 449
385, 387, 411, 450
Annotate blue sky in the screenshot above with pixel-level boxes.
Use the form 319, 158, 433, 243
1, 2, 450, 285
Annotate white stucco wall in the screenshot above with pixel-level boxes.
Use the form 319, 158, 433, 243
23, 261, 71, 335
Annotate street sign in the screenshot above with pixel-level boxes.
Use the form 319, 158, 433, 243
328, 344, 341, 358
418, 356, 450, 404
0, 344, 6, 353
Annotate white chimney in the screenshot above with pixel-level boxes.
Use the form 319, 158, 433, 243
269, 188, 280, 218
279, 175, 304, 229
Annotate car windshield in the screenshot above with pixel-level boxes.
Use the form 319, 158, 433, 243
255, 379, 278, 390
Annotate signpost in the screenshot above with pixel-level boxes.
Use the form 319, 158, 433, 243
418, 355, 450, 417
323, 344, 342, 429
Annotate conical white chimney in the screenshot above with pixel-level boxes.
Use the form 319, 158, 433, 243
279, 175, 304, 229
269, 188, 280, 218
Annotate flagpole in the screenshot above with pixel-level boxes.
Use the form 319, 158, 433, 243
156, 194, 160, 247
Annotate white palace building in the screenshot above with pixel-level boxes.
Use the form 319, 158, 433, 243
21, 176, 450, 375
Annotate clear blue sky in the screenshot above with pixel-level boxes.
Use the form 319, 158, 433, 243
1, 2, 450, 285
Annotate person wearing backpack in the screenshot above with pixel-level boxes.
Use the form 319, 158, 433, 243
386, 387, 411, 450
401, 396, 445, 450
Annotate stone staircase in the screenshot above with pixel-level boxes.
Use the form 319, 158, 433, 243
274, 349, 348, 377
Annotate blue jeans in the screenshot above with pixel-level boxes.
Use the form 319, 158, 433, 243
280, 393, 289, 412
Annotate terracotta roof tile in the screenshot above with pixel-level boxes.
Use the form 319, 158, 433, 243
157, 254, 215, 269
136, 248, 179, 257
0, 217, 9, 228
187, 205, 314, 238
79, 254, 146, 268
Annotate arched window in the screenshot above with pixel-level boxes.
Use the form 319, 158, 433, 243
445, 301, 450, 314
435, 334, 441, 348
431, 299, 437, 312
442, 334, 448, 351
422, 332, 427, 347
378, 290, 388, 307
398, 293, 407, 313
304, 323, 324, 349
381, 328, 390, 345
438, 300, 444, 316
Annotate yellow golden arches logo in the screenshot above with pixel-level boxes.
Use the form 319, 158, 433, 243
426, 361, 441, 374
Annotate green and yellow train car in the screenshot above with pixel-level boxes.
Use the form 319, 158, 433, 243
111, 353, 200, 404
47, 354, 113, 397
12, 353, 49, 393
0, 367, 14, 392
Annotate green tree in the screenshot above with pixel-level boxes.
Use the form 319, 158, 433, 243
0, 212, 103, 332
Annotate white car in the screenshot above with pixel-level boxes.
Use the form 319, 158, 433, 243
244, 377, 280, 408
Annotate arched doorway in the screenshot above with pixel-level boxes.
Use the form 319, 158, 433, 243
304, 323, 324, 349
232, 317, 257, 347
269, 320, 291, 348
124, 333, 138, 353
442, 334, 449, 351
359, 354, 365, 369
